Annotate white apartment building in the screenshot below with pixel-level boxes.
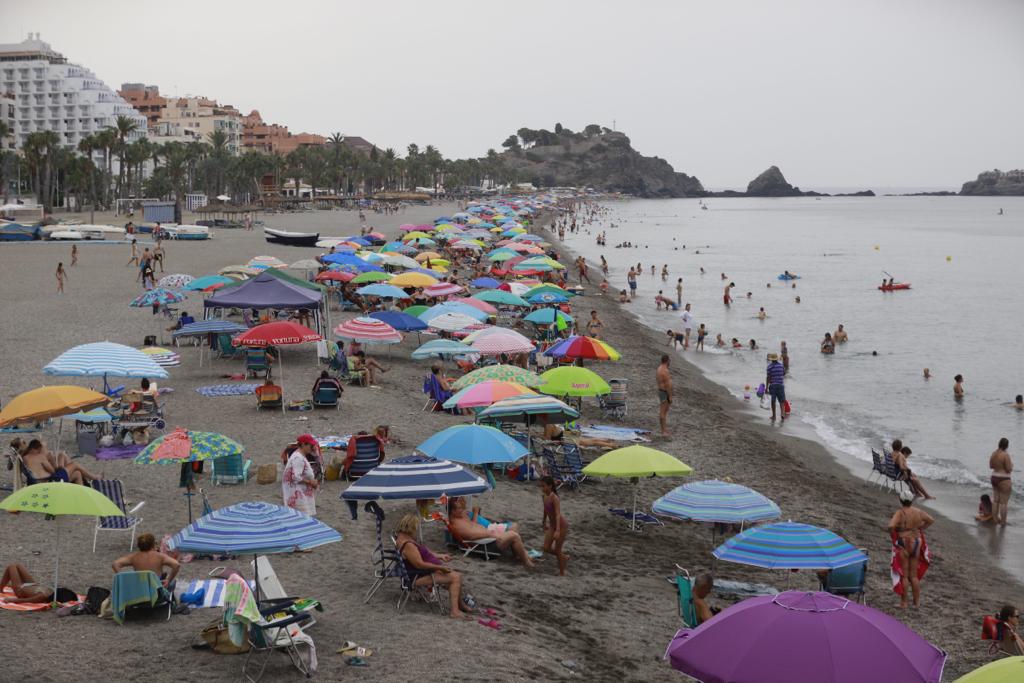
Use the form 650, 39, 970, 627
0, 34, 147, 150
1, 91, 15, 150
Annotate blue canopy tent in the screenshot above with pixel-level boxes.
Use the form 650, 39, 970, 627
203, 272, 327, 336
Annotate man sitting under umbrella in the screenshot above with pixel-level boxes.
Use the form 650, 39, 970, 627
112, 533, 181, 590
448, 497, 535, 568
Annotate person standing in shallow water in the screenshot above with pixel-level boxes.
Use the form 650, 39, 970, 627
954, 374, 964, 398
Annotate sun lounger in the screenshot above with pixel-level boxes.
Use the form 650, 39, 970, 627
673, 565, 699, 628
250, 556, 316, 630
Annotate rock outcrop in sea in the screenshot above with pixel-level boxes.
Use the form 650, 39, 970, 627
959, 169, 1024, 196
495, 126, 705, 198
746, 165, 804, 197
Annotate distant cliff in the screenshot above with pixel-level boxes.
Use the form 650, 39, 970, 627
960, 169, 1024, 196
494, 126, 705, 198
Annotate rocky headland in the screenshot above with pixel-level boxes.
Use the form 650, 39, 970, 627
960, 169, 1024, 196
707, 165, 874, 198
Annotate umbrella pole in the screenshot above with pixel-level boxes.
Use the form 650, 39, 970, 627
631, 482, 638, 532
53, 517, 60, 607
280, 353, 286, 414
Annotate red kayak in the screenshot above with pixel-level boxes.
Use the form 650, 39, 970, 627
879, 283, 911, 291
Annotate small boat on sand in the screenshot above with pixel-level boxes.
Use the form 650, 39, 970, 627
265, 228, 320, 247
160, 224, 211, 240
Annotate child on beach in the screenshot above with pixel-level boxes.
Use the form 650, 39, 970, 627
540, 476, 568, 576
599, 279, 609, 296
55, 262, 67, 293
715, 333, 725, 348
976, 494, 994, 523
696, 324, 706, 351
71, 244, 78, 267
666, 329, 684, 349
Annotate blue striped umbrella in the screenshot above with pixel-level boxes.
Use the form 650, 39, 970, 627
356, 284, 411, 299
411, 338, 476, 360
129, 288, 186, 307
168, 501, 342, 556
477, 395, 580, 423
416, 425, 529, 466
653, 480, 781, 525
44, 341, 168, 379
172, 319, 248, 338
712, 521, 867, 570
340, 458, 490, 500
419, 302, 489, 324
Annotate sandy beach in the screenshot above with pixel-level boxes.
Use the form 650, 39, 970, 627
0, 201, 1019, 682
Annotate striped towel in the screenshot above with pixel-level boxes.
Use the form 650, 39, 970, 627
315, 435, 351, 450
581, 425, 652, 442
178, 578, 229, 608
196, 384, 259, 397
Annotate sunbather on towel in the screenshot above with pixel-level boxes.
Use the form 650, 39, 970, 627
395, 514, 474, 619
448, 497, 535, 568
112, 533, 180, 589
0, 563, 76, 604
20, 438, 97, 485
542, 423, 619, 450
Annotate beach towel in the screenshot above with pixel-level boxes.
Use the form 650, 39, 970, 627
0, 587, 83, 611
890, 530, 931, 596
196, 384, 259, 397
581, 425, 652, 442
179, 579, 228, 608
314, 435, 350, 451
224, 575, 262, 647
94, 443, 145, 461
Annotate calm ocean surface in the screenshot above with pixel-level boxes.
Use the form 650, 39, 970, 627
561, 196, 1024, 575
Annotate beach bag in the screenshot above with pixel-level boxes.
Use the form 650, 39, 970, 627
783, 400, 792, 415
122, 432, 134, 447
325, 457, 343, 481
198, 620, 250, 655
257, 463, 277, 484
84, 587, 110, 615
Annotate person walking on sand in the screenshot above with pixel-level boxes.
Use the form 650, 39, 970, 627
656, 354, 672, 436
765, 352, 786, 421
990, 437, 1013, 526
723, 282, 735, 307
540, 476, 569, 576
679, 303, 694, 349
55, 262, 67, 294
70, 243, 78, 267
126, 238, 138, 267
888, 491, 934, 609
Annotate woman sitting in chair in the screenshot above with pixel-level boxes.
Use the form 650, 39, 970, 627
394, 514, 473, 619
20, 439, 98, 486
311, 370, 343, 398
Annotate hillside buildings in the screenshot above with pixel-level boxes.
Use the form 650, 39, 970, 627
0, 34, 146, 150
241, 110, 325, 155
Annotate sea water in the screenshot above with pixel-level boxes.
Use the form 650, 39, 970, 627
560, 196, 1024, 576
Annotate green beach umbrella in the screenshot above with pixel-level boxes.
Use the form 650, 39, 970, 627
403, 305, 430, 318
538, 366, 610, 397
0, 483, 123, 604
474, 290, 530, 307
954, 657, 1024, 683
351, 271, 393, 284
524, 283, 575, 299
452, 364, 543, 390
583, 446, 694, 530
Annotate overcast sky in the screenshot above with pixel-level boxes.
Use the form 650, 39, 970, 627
7, 0, 1023, 189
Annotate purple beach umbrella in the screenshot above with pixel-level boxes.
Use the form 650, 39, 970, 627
665, 591, 946, 683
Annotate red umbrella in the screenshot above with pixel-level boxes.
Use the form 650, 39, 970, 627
233, 321, 322, 411
455, 297, 498, 315
315, 270, 355, 283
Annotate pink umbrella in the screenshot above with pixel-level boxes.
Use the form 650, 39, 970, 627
399, 224, 418, 232
334, 317, 403, 344
454, 297, 498, 315
471, 332, 536, 356
424, 282, 465, 298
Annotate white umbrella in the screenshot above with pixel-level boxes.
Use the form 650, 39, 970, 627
428, 312, 481, 332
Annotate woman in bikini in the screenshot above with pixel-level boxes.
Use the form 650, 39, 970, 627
990, 437, 1013, 526
56, 262, 67, 293
541, 476, 569, 576
395, 514, 473, 619
888, 492, 934, 608
0, 563, 76, 604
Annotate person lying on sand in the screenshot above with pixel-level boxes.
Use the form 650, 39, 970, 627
0, 563, 76, 604
448, 497, 535, 568
395, 514, 474, 619
542, 422, 618, 450
112, 533, 181, 589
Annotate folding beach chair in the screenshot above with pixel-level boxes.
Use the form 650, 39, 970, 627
555, 442, 587, 490
311, 384, 341, 410
245, 348, 270, 379
342, 433, 384, 480
673, 565, 699, 628
390, 535, 449, 615
217, 333, 244, 360
363, 502, 403, 604
212, 452, 253, 485
541, 447, 576, 491
609, 507, 664, 530
255, 383, 283, 411
819, 550, 868, 604
866, 449, 887, 487
435, 513, 500, 560
111, 570, 171, 624
91, 479, 145, 552
238, 592, 317, 682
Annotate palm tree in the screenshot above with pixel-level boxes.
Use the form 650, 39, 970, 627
110, 115, 139, 202
77, 134, 99, 222
92, 127, 117, 208
161, 142, 188, 223
23, 131, 60, 212
0, 120, 12, 203
205, 129, 231, 198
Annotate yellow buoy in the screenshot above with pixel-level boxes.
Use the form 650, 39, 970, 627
873, 245, 880, 251
946, 255, 952, 262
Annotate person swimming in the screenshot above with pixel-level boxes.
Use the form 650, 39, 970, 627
1015, 394, 1023, 410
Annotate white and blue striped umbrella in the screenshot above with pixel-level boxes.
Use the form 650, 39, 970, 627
168, 501, 342, 555
44, 342, 168, 379
341, 456, 490, 501
477, 395, 580, 423
172, 319, 248, 338
129, 288, 186, 308
713, 521, 867, 570
653, 480, 781, 525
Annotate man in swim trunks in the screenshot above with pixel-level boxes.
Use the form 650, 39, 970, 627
723, 282, 734, 306
656, 354, 672, 436
834, 324, 848, 343
765, 353, 786, 422
990, 437, 1013, 526
627, 267, 637, 300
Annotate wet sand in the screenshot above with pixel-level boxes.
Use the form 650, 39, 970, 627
0, 203, 1018, 681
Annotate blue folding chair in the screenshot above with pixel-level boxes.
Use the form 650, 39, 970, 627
91, 479, 145, 552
